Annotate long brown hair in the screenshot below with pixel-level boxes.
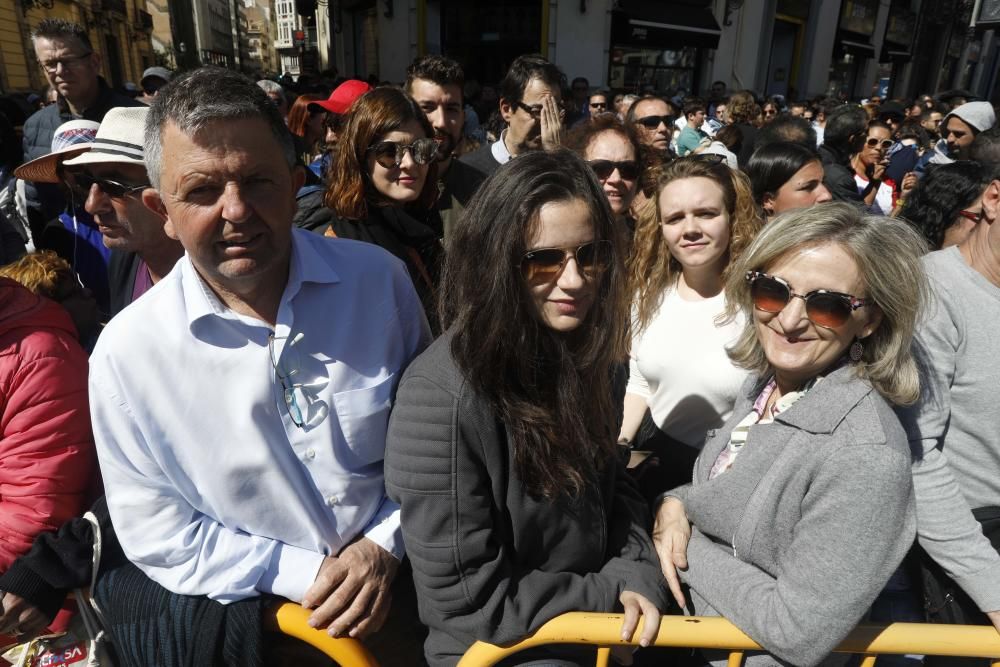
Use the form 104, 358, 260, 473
287, 94, 323, 138
629, 157, 762, 333
324, 87, 438, 220
440, 149, 629, 500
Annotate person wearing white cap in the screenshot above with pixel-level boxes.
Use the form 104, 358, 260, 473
917, 101, 997, 172
60, 107, 183, 316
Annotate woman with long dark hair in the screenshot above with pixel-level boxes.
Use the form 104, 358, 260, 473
385, 149, 667, 666
898, 160, 989, 249
323, 87, 442, 323
746, 142, 832, 219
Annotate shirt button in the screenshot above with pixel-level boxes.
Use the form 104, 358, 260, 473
326, 495, 339, 506
305, 448, 316, 461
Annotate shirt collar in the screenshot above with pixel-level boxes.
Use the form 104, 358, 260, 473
770, 364, 872, 434
181, 229, 340, 330
491, 129, 512, 164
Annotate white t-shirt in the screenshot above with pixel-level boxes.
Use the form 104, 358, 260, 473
627, 287, 750, 448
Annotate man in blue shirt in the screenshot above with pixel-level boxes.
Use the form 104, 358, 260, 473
88, 67, 431, 659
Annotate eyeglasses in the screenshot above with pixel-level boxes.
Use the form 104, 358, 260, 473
865, 137, 894, 150
367, 138, 438, 168
683, 153, 727, 165
957, 209, 983, 223
589, 102, 607, 110
519, 240, 612, 285
587, 159, 640, 181
764, 108, 778, 116
38, 52, 93, 74
513, 101, 566, 119
745, 270, 872, 329
67, 172, 149, 199
268, 333, 328, 429
635, 114, 673, 129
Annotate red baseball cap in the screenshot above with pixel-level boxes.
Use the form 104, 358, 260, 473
309, 80, 373, 115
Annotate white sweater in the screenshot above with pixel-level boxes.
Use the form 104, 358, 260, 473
627, 288, 750, 448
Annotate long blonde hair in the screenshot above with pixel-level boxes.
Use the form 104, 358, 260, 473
628, 157, 763, 332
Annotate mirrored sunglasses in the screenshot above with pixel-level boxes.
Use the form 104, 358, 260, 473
367, 138, 438, 168
519, 240, 613, 285
865, 137, 894, 150
746, 270, 872, 329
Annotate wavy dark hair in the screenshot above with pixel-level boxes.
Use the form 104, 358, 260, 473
324, 87, 438, 219
439, 149, 629, 500
898, 161, 989, 249
746, 141, 822, 209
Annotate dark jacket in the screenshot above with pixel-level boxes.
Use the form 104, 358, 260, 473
108, 250, 143, 318
458, 141, 501, 179
818, 143, 864, 204
735, 122, 759, 167
323, 205, 443, 330
21, 79, 144, 227
385, 332, 669, 666
436, 158, 486, 241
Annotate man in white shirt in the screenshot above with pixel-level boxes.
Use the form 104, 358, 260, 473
88, 66, 430, 654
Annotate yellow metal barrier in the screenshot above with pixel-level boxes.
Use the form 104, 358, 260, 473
268, 602, 380, 666
456, 613, 1000, 667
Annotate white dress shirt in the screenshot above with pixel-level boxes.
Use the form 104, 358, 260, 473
90, 229, 431, 604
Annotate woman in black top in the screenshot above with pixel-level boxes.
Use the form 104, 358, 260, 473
323, 87, 442, 324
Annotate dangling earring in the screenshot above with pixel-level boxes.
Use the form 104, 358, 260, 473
849, 338, 864, 363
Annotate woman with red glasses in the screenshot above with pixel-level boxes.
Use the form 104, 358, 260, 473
653, 202, 927, 666
898, 160, 989, 249
621, 157, 762, 496
851, 120, 897, 214
322, 87, 442, 325
385, 149, 668, 666
564, 115, 642, 237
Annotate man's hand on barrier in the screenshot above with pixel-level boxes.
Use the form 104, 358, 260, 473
987, 609, 1000, 634
652, 496, 690, 610
301, 537, 400, 639
0, 592, 50, 639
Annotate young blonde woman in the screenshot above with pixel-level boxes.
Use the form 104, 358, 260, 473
620, 156, 763, 491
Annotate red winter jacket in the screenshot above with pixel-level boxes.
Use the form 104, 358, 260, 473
0, 277, 95, 572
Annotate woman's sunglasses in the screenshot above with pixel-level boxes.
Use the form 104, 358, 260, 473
587, 160, 640, 181
746, 271, 872, 329
865, 137, 894, 150
367, 138, 438, 169
519, 240, 613, 284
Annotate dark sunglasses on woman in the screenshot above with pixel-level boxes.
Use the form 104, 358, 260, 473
587, 160, 641, 181
519, 240, 613, 285
367, 138, 438, 169
745, 270, 872, 329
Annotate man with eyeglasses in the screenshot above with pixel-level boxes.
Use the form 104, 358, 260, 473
87, 68, 431, 660
23, 19, 142, 242
460, 54, 566, 178
626, 95, 675, 156
60, 107, 183, 316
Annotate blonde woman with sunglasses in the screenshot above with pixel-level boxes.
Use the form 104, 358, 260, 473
652, 202, 926, 666
620, 156, 763, 493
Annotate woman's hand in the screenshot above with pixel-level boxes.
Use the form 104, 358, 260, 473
652, 497, 690, 609
618, 590, 661, 647
540, 95, 563, 151
872, 157, 889, 182
899, 172, 918, 198
0, 592, 51, 639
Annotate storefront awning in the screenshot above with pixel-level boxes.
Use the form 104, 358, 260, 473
837, 33, 876, 59
611, 1, 722, 50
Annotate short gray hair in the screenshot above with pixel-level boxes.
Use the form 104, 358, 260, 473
144, 67, 296, 189
723, 202, 929, 406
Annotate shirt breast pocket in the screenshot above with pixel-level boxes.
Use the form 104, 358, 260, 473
332, 374, 396, 468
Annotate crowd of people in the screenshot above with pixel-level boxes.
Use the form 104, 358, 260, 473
0, 15, 999, 667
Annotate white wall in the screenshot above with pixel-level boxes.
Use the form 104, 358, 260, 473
550, 0, 611, 86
